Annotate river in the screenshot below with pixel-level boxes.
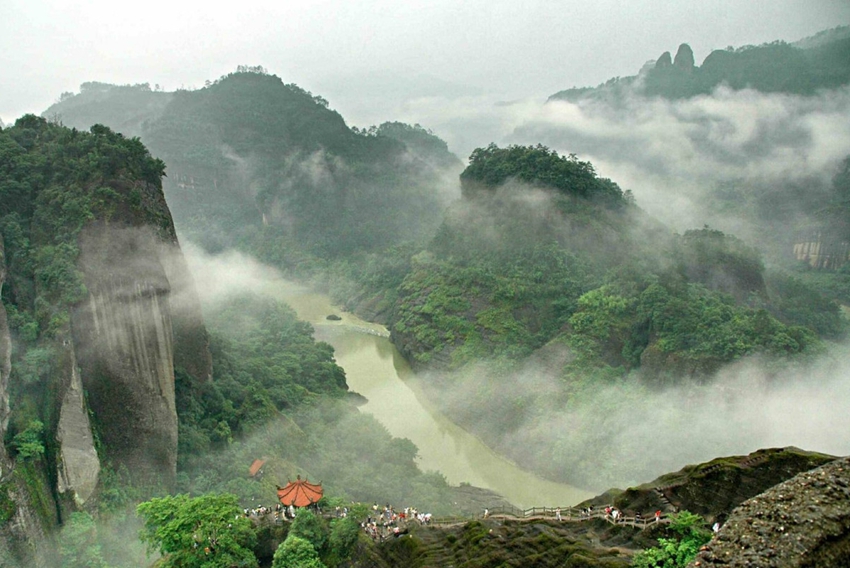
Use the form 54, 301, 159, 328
268, 279, 591, 509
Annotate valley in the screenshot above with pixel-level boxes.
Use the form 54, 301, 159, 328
1, 17, 850, 568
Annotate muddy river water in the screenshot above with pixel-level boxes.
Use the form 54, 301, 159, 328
268, 280, 591, 509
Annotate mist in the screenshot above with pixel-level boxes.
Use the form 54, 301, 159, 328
374, 85, 850, 248
423, 337, 850, 492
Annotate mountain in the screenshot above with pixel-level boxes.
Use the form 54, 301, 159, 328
44, 70, 463, 258
549, 27, 850, 102
38, 66, 848, 519
0, 112, 471, 567
0, 116, 212, 565
326, 143, 844, 492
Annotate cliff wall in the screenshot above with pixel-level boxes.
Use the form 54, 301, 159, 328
692, 456, 850, 567
72, 224, 179, 488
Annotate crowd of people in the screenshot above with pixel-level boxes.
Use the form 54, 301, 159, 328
362, 503, 432, 541
243, 503, 299, 522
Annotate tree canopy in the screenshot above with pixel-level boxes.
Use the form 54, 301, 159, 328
460, 144, 627, 207
136, 493, 257, 568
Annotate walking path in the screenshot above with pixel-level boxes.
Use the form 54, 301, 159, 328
430, 504, 671, 531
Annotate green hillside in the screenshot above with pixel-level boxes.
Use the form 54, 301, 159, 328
329, 144, 845, 489
45, 70, 463, 257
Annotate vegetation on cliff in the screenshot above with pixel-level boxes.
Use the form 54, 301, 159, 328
0, 116, 168, 455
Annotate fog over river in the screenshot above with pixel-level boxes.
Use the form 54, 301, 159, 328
268, 280, 592, 509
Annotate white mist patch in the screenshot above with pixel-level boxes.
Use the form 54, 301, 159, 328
442, 344, 850, 491
388, 85, 850, 238
512, 86, 850, 233
180, 242, 284, 306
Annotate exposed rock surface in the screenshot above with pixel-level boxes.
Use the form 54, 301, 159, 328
656, 51, 673, 68
581, 448, 835, 525
72, 224, 179, 488
691, 456, 850, 567
674, 43, 695, 70
55, 346, 100, 506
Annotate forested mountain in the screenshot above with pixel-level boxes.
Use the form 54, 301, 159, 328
44, 70, 463, 257
330, 143, 845, 489
549, 26, 850, 102
542, 27, 850, 312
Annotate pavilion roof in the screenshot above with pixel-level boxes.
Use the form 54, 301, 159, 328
248, 459, 266, 477
277, 476, 323, 507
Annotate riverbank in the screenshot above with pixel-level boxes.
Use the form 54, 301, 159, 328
265, 279, 592, 508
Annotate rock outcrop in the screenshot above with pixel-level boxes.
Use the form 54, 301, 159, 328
0, 118, 214, 565
55, 346, 100, 507
581, 447, 836, 525
691, 456, 850, 567
793, 232, 850, 270
72, 224, 180, 488
674, 43, 695, 71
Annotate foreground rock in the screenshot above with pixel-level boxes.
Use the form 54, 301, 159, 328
692, 456, 850, 567
582, 447, 835, 526
352, 518, 632, 568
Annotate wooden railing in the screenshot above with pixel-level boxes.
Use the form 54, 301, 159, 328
429, 505, 671, 531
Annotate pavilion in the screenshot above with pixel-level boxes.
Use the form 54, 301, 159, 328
277, 475, 324, 507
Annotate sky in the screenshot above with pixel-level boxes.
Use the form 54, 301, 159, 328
2, 0, 850, 128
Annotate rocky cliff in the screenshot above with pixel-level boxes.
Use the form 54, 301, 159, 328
71, 223, 180, 488
0, 118, 212, 565
692, 456, 850, 567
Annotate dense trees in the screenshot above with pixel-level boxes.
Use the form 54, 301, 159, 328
460, 143, 627, 206
136, 493, 257, 568
633, 511, 712, 568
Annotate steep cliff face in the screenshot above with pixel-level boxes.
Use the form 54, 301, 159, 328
0, 118, 214, 564
71, 224, 179, 488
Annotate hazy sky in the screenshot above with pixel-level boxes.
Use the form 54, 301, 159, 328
2, 0, 849, 126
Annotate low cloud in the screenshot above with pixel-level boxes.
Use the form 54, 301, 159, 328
179, 242, 285, 307
431, 342, 850, 491
380, 85, 850, 245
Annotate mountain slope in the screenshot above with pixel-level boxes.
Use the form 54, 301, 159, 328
44, 70, 463, 257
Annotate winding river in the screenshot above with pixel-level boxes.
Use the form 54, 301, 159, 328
268, 280, 591, 509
